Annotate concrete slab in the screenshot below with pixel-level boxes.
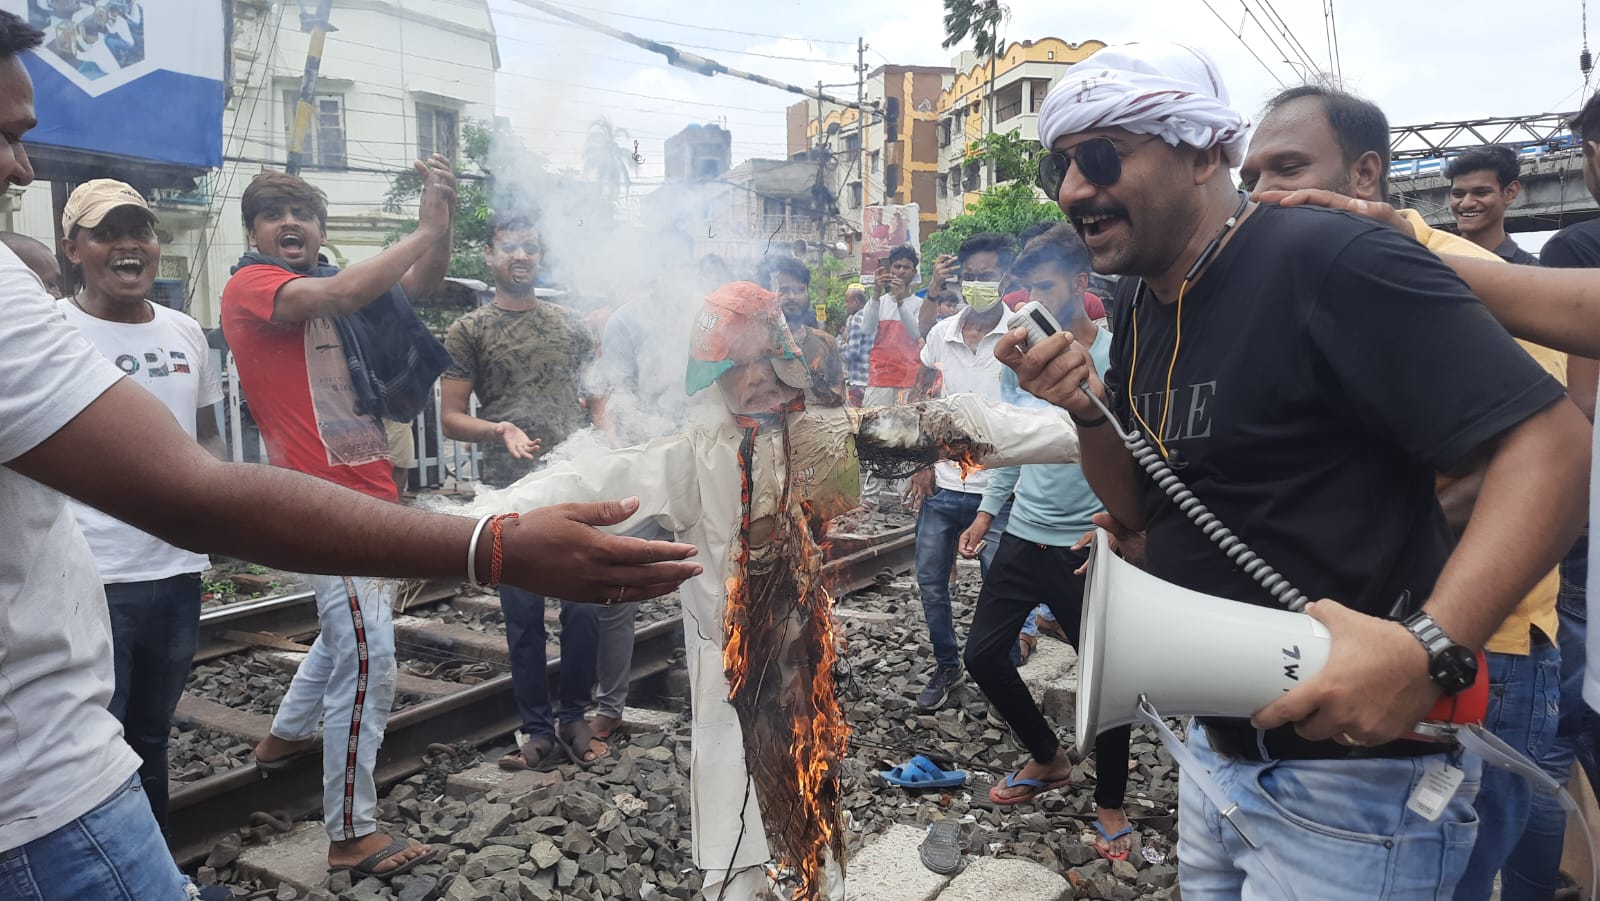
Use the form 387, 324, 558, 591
832, 607, 897, 625
844, 824, 951, 901
620, 706, 679, 733
1018, 639, 1078, 726
235, 822, 331, 893
936, 856, 1071, 901
174, 693, 274, 744
445, 761, 562, 801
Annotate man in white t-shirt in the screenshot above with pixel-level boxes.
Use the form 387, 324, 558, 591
0, 17, 700, 898
907, 234, 1013, 710
56, 179, 225, 834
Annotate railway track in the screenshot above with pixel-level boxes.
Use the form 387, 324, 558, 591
166, 523, 916, 864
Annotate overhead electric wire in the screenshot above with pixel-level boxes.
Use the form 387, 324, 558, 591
1325, 0, 1343, 82
1199, 0, 1289, 87
1237, 0, 1316, 82
1252, 0, 1324, 78
489, 14, 857, 66
468, 0, 856, 46
185, 1, 287, 310
499, 0, 870, 110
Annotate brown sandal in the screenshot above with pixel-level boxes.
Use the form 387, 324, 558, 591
556, 719, 610, 767
497, 735, 559, 771
1037, 618, 1070, 644
588, 714, 625, 741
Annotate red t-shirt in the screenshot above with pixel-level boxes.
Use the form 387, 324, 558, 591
221, 264, 396, 501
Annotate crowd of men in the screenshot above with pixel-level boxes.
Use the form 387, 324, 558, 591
10, 2, 1600, 896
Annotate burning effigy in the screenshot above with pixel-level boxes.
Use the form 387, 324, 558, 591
473, 282, 1080, 900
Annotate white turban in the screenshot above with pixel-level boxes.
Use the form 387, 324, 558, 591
1037, 42, 1251, 167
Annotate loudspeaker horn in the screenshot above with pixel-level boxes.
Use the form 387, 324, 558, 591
1075, 529, 1333, 754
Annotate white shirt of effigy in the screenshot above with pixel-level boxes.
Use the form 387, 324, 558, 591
0, 246, 141, 851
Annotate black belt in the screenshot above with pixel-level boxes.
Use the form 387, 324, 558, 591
1199, 718, 1453, 762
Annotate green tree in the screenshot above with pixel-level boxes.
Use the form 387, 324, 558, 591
583, 117, 635, 203
809, 253, 860, 335
384, 119, 501, 284
941, 0, 1006, 136
965, 129, 1040, 184
919, 180, 1063, 277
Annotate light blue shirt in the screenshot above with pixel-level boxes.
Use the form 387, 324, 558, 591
979, 324, 1113, 546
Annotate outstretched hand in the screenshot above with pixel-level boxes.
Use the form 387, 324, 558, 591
499, 498, 702, 604
495, 422, 540, 461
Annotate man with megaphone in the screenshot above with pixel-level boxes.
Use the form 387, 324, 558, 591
999, 42, 1590, 900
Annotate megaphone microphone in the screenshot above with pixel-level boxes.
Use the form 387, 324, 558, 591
1074, 529, 1488, 747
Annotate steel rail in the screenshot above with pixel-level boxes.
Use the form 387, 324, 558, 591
167, 526, 914, 864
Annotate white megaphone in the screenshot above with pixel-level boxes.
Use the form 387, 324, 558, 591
1075, 529, 1333, 754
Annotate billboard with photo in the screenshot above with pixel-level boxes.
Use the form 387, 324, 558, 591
861, 203, 918, 278
4, 0, 224, 169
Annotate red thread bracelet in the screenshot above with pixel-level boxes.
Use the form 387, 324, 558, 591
488, 512, 518, 587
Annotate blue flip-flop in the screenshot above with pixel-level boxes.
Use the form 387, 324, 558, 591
987, 769, 1073, 805
1093, 820, 1135, 861
880, 754, 968, 790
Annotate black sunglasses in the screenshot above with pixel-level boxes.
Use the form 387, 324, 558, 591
1036, 136, 1148, 196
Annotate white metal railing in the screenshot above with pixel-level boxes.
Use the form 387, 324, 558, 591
218, 350, 480, 490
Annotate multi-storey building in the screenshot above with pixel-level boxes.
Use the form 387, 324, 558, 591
781, 40, 1103, 248
935, 38, 1105, 221
3, 0, 498, 327
787, 63, 953, 251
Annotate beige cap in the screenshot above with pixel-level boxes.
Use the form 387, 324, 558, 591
61, 179, 156, 233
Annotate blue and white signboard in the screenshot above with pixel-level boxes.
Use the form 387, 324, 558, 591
3, 0, 224, 169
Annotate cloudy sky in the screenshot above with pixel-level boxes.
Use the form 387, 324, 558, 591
488, 0, 1589, 245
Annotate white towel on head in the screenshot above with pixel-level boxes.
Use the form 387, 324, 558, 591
1038, 42, 1251, 166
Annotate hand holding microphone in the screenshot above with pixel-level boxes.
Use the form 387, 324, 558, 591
996, 301, 1110, 424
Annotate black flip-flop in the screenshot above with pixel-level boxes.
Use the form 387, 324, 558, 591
556, 720, 610, 768
497, 736, 559, 772
328, 834, 437, 883
919, 819, 966, 875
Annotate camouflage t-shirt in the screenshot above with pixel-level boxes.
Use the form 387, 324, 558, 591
444, 302, 595, 488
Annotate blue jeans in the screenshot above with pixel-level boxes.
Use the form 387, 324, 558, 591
1179, 723, 1481, 900
0, 776, 190, 900
1021, 604, 1057, 637
103, 572, 202, 832
1503, 534, 1600, 900
500, 586, 599, 739
270, 575, 397, 842
913, 489, 1003, 669
1455, 635, 1563, 900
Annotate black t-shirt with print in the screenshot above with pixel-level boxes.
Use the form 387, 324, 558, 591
1105, 203, 1563, 621
1541, 219, 1600, 270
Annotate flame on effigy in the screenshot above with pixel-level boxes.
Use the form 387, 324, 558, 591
722, 485, 848, 898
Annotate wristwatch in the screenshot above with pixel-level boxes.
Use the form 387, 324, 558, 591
1401, 611, 1479, 696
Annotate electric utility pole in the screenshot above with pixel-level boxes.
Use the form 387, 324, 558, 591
286, 0, 334, 176
857, 36, 867, 242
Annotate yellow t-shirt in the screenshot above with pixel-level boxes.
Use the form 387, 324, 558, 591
1399, 209, 1562, 654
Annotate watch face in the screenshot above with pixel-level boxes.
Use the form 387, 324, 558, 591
1431, 646, 1479, 695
